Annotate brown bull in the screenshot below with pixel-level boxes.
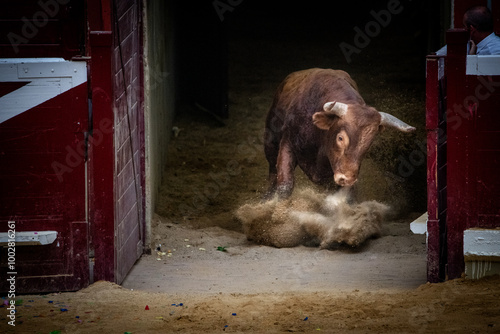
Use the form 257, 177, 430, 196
264, 68, 415, 198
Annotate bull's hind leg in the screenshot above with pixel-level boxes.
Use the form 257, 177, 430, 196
275, 135, 297, 198
264, 171, 278, 200
264, 132, 296, 199
264, 100, 291, 199
264, 136, 278, 199
264, 118, 281, 199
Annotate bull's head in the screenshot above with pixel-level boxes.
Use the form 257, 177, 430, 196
312, 101, 415, 187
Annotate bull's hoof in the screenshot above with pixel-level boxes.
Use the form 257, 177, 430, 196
276, 185, 293, 199
262, 184, 293, 201
262, 190, 276, 202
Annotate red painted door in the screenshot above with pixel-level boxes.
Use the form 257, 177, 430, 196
0, 59, 89, 293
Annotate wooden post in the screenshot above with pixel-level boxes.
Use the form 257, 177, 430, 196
425, 55, 442, 283
445, 29, 469, 279
88, 30, 115, 282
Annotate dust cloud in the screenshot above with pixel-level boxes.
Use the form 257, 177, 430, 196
235, 187, 390, 249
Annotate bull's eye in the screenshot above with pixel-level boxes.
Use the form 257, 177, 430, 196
336, 130, 348, 148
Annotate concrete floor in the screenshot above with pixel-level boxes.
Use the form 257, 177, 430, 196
122, 252, 426, 295
121, 224, 427, 295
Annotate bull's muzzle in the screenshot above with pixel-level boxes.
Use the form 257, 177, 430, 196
334, 173, 357, 187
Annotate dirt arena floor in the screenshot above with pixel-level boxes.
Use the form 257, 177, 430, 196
2, 277, 499, 333
2, 2, 500, 333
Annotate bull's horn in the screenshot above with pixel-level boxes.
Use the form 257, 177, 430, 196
323, 101, 348, 117
379, 112, 416, 133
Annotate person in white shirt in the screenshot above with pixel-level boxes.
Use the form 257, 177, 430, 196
463, 5, 500, 55
436, 5, 500, 56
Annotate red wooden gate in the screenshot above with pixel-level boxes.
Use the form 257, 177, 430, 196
426, 29, 500, 282
0, 0, 145, 292
0, 0, 89, 293
0, 59, 89, 293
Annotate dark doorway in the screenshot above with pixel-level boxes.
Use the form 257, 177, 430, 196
176, 1, 228, 119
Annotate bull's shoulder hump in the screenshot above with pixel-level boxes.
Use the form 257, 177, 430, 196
278, 68, 362, 104
327, 70, 359, 93
309, 68, 352, 79
313, 69, 360, 95
322, 68, 350, 77
338, 71, 355, 83
284, 68, 353, 82
283, 68, 319, 82
309, 69, 358, 89
321, 69, 354, 82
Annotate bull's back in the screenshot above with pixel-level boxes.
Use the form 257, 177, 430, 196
273, 68, 362, 121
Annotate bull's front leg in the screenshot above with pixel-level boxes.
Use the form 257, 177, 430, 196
275, 136, 297, 198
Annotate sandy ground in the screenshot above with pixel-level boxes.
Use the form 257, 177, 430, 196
1, 277, 500, 333
3, 3, 500, 333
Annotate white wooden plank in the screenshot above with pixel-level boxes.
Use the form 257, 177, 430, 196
0, 60, 87, 124
464, 228, 500, 258
0, 231, 58, 246
466, 55, 500, 75
410, 212, 428, 235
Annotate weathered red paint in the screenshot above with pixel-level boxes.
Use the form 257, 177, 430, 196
445, 29, 470, 280
0, 82, 89, 293
425, 56, 443, 283
89, 30, 115, 283
427, 29, 500, 281
87, 0, 144, 285
466, 73, 500, 228
0, 0, 85, 59
0, 0, 145, 293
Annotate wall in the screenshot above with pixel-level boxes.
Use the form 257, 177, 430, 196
143, 0, 177, 250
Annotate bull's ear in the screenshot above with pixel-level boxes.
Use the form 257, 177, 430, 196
312, 112, 335, 130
